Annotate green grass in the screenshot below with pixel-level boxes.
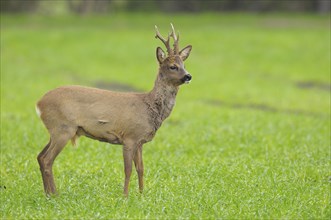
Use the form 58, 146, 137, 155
1, 13, 330, 219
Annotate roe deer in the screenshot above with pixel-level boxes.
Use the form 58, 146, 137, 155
36, 24, 192, 197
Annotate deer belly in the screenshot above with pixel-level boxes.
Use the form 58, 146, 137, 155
76, 126, 122, 145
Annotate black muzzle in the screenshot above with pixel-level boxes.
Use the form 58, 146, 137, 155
182, 74, 192, 84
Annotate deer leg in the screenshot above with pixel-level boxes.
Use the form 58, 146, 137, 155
123, 144, 134, 197
37, 127, 75, 196
133, 144, 144, 193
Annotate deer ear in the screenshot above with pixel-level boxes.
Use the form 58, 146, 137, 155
179, 45, 192, 61
156, 47, 166, 64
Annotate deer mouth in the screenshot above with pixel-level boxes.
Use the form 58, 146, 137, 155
182, 74, 192, 84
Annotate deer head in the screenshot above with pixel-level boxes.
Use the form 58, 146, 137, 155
155, 24, 192, 86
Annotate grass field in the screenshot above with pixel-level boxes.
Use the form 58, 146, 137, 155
1, 13, 330, 219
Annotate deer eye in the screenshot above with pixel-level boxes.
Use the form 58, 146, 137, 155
169, 65, 178, 70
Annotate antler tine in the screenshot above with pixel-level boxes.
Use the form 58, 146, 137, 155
155, 25, 172, 55
170, 23, 179, 54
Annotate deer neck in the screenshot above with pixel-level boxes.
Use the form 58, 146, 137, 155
148, 73, 179, 123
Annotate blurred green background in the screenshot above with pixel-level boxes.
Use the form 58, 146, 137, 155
1, 0, 330, 219
1, 0, 331, 14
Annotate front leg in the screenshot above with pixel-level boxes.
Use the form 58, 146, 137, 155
123, 145, 134, 197
134, 144, 144, 193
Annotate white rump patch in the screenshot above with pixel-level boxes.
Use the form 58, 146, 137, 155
35, 105, 41, 118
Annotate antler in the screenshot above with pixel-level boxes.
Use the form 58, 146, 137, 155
170, 23, 179, 55
155, 24, 181, 56
155, 25, 173, 55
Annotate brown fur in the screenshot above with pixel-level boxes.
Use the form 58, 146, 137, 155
36, 24, 192, 197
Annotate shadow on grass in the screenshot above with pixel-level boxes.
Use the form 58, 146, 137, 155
204, 99, 328, 118
295, 80, 330, 91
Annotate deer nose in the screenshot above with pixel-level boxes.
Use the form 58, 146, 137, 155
183, 74, 192, 82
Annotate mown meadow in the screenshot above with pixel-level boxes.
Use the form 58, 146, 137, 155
1, 13, 330, 219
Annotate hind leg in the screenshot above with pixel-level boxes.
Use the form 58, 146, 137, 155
37, 126, 76, 196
